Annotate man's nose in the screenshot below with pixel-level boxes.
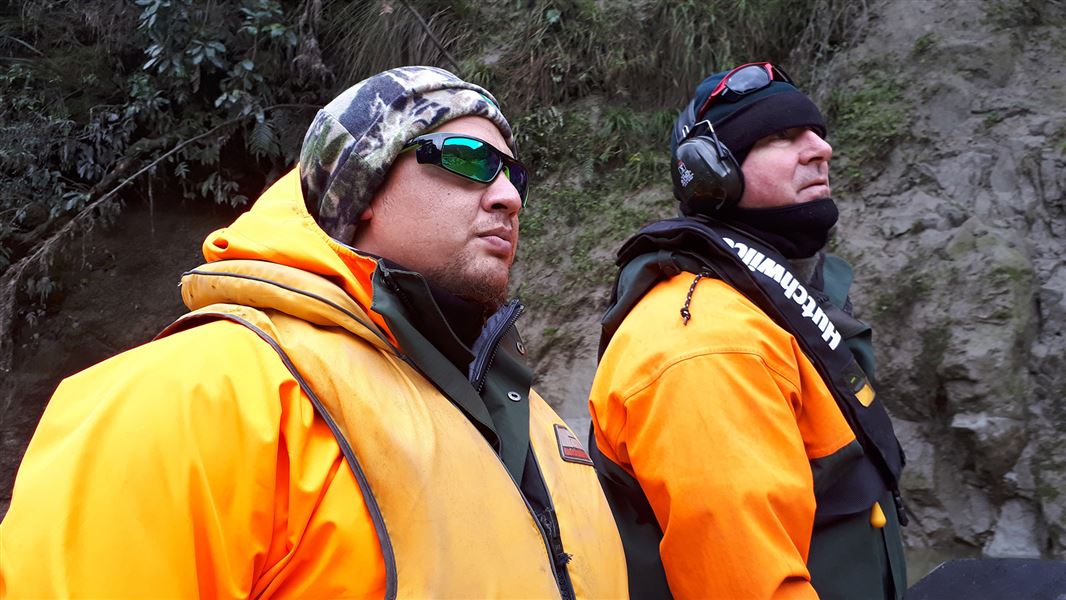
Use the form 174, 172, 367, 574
483, 172, 523, 215
801, 129, 833, 163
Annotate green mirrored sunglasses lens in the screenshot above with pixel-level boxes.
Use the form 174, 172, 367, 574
504, 165, 529, 203
441, 137, 498, 182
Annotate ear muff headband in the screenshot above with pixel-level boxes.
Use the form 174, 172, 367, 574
671, 98, 744, 214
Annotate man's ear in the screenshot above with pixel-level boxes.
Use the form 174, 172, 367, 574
357, 205, 374, 222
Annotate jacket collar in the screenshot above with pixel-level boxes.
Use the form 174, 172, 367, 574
195, 168, 398, 346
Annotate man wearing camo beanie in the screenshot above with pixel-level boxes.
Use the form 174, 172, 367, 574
3, 66, 627, 598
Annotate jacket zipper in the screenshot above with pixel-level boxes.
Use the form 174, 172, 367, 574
501, 455, 575, 600
528, 452, 578, 600
470, 300, 524, 392
539, 507, 576, 600
467, 302, 574, 597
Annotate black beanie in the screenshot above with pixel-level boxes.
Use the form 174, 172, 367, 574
713, 90, 827, 165
671, 69, 827, 166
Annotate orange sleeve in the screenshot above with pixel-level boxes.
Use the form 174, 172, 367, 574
0, 321, 385, 599
619, 351, 818, 600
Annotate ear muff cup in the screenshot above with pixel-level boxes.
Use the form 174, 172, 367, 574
671, 133, 744, 215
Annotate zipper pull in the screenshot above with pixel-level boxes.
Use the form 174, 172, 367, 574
538, 509, 556, 537
893, 490, 909, 526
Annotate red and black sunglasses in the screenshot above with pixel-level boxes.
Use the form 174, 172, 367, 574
696, 62, 794, 119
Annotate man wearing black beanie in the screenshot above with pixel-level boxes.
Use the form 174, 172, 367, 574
588, 63, 908, 599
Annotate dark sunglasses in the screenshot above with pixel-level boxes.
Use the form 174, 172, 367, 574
696, 62, 794, 119
402, 133, 529, 206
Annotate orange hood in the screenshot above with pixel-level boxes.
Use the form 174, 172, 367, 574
193, 168, 396, 345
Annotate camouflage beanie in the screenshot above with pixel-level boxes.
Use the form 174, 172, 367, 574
299, 66, 515, 244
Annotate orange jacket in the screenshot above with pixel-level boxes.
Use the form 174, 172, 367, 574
1, 169, 626, 599
590, 272, 859, 599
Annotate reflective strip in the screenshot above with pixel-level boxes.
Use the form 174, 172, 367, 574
856, 382, 876, 407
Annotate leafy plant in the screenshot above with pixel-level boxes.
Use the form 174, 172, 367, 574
133, 0, 304, 192
1, 0, 315, 274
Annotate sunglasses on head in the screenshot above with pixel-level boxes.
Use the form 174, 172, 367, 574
696, 62, 794, 119
402, 133, 529, 206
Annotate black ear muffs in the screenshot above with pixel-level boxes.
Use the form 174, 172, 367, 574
671, 120, 745, 215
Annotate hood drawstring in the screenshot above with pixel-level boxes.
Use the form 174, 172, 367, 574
680, 271, 712, 325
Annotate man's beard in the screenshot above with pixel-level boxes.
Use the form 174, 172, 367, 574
421, 251, 511, 314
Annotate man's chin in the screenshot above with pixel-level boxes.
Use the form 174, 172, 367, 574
458, 281, 508, 311
424, 262, 511, 313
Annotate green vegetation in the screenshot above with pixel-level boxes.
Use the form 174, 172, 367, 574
1052, 123, 1066, 155
463, 0, 838, 113
912, 33, 937, 56
1033, 441, 1065, 506
21, 275, 57, 328
1, 0, 315, 274
985, 0, 1066, 28
916, 323, 950, 393
825, 67, 910, 191
532, 324, 583, 362
0, 0, 864, 354
983, 110, 1006, 128
874, 269, 933, 321
0, 0, 861, 267
508, 102, 674, 310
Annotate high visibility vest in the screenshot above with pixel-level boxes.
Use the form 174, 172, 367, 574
164, 259, 626, 599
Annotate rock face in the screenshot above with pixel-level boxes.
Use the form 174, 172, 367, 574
817, 0, 1066, 561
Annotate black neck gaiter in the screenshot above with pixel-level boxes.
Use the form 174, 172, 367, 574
720, 197, 839, 258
